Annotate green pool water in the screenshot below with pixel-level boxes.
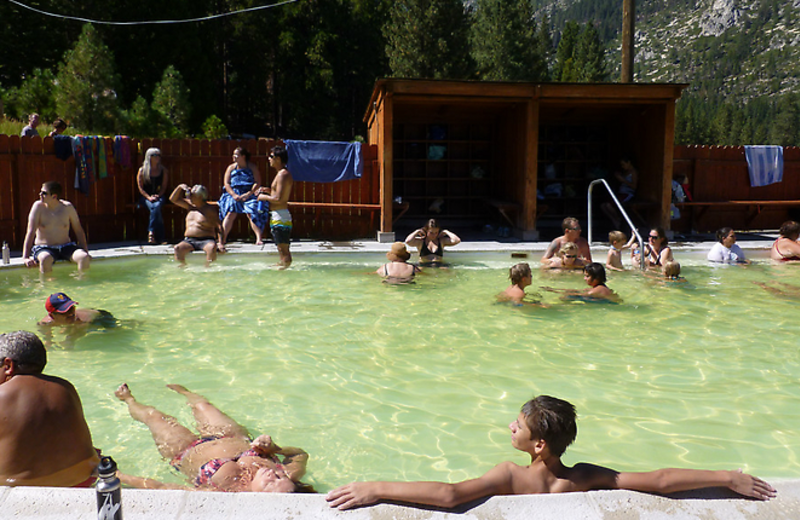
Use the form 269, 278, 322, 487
0, 250, 798, 492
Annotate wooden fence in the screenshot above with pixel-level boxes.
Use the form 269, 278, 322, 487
672, 145, 800, 233
0, 135, 380, 250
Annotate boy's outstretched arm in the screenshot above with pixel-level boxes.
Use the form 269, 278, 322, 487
326, 462, 515, 510
581, 464, 776, 500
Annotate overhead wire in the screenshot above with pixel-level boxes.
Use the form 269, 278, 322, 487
4, 0, 300, 25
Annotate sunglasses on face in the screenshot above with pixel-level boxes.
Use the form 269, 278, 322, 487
40, 191, 49, 197
649, 235, 659, 240
564, 254, 577, 259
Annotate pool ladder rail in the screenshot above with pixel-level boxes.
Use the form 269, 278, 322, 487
587, 179, 646, 270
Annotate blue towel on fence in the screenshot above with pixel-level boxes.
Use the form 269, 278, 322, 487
284, 140, 362, 183
745, 145, 783, 187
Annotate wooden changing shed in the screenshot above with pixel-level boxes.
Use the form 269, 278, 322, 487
365, 78, 687, 240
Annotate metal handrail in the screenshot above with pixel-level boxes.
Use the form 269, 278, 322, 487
587, 179, 646, 270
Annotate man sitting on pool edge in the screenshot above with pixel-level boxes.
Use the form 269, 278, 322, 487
170, 183, 225, 267
326, 395, 776, 510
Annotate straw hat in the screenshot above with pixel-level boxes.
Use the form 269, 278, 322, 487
386, 242, 410, 262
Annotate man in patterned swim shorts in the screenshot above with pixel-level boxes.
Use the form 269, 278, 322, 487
22, 181, 91, 274
258, 146, 294, 269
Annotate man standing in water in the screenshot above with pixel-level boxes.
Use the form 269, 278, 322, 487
258, 145, 294, 268
23, 181, 91, 273
541, 217, 592, 264
170, 183, 225, 267
0, 331, 99, 487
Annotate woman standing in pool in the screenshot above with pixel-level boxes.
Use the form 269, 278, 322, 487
405, 218, 461, 265
218, 147, 269, 245
770, 220, 800, 261
633, 227, 673, 269
136, 148, 169, 244
114, 383, 313, 493
707, 227, 748, 264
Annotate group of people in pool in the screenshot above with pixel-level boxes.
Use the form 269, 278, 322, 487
6, 212, 793, 506
0, 328, 779, 505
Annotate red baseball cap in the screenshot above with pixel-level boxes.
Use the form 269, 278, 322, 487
45, 292, 78, 314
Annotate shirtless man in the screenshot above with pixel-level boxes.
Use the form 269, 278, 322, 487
23, 181, 91, 273
541, 217, 592, 264
258, 146, 294, 268
170, 184, 225, 267
37, 292, 115, 348
0, 331, 99, 487
327, 395, 775, 510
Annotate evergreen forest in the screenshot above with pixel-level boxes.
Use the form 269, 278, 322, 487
1, 0, 797, 145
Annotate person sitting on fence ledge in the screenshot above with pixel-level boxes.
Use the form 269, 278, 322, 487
770, 220, 800, 262
23, 181, 91, 274
218, 147, 269, 246
170, 184, 225, 267
326, 394, 776, 510
0, 331, 100, 487
114, 383, 313, 493
541, 217, 592, 265
137, 148, 169, 244
404, 218, 461, 265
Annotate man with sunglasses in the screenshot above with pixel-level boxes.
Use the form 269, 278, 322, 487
22, 181, 91, 273
258, 146, 294, 268
541, 217, 592, 265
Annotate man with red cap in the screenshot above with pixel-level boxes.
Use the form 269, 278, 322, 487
37, 293, 115, 347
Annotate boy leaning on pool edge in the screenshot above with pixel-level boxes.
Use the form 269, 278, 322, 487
326, 395, 776, 510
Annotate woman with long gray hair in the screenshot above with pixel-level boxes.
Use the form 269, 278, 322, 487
137, 147, 169, 244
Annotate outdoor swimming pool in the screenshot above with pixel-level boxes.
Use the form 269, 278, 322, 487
0, 248, 798, 492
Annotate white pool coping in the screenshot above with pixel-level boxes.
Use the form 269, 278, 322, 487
0, 236, 779, 269
3, 480, 799, 519
4, 236, 798, 518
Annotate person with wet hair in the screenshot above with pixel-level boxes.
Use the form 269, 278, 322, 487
327, 395, 775, 510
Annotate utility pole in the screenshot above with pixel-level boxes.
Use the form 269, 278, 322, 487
621, 0, 635, 82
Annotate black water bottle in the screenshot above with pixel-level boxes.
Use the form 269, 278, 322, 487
96, 456, 122, 520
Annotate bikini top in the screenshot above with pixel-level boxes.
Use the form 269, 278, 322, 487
420, 236, 443, 258
195, 449, 277, 489
773, 238, 800, 261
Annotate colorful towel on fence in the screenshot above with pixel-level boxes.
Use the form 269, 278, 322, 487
744, 145, 783, 187
284, 139, 362, 183
53, 135, 74, 160
114, 136, 133, 169
97, 137, 108, 179
72, 136, 97, 194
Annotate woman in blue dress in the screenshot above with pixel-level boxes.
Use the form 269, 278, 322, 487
218, 147, 269, 245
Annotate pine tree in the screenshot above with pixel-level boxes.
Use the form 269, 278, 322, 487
384, 0, 474, 79
152, 65, 191, 137
536, 13, 554, 80
769, 94, 799, 146
574, 23, 607, 82
555, 21, 580, 81
55, 24, 120, 133
471, 0, 545, 81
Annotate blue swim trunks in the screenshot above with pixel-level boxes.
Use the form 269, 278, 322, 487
31, 242, 81, 262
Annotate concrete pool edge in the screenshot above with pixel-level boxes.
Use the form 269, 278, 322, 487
0, 236, 778, 269
4, 480, 799, 519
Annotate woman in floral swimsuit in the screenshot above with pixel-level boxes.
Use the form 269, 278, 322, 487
114, 383, 312, 492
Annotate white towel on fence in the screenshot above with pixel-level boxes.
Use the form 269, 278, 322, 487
744, 145, 783, 187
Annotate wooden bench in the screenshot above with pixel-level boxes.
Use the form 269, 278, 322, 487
676, 200, 800, 228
